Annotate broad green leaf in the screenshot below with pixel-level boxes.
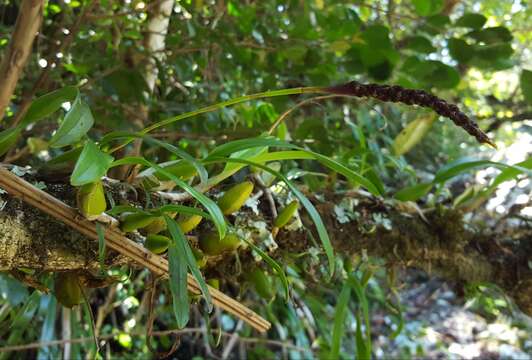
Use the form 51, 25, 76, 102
70, 140, 114, 186
21, 86, 79, 127
394, 182, 433, 201
393, 114, 436, 156
412, 0, 443, 16
165, 216, 213, 311
242, 238, 289, 300
467, 26, 512, 44
425, 61, 460, 89
403, 36, 436, 54
207, 157, 335, 278
521, 70, 532, 105
0, 126, 22, 157
45, 146, 82, 166
166, 220, 190, 328
455, 13, 487, 29
448, 38, 475, 63
50, 96, 94, 148
330, 281, 351, 359
111, 157, 226, 240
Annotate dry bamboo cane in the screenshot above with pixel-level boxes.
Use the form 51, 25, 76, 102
0, 167, 270, 332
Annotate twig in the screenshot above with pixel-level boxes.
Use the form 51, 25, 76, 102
7, 0, 95, 129
221, 320, 244, 360
0, 0, 45, 121
0, 328, 308, 353
95, 286, 117, 337
267, 95, 341, 135
0, 167, 270, 333
62, 307, 72, 360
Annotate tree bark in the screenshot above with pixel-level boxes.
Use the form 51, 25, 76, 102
0, 0, 45, 121
1, 179, 530, 317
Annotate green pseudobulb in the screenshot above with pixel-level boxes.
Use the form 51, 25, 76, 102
145, 234, 171, 254
274, 200, 299, 228
77, 181, 106, 220
199, 231, 241, 256
54, 272, 83, 308
217, 181, 254, 215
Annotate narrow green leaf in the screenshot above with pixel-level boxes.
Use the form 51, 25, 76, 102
167, 228, 190, 328
489, 157, 532, 190
99, 131, 205, 183
50, 95, 94, 148
455, 13, 487, 29
330, 281, 351, 359
0, 126, 22, 157
165, 216, 213, 311
349, 275, 372, 358
207, 136, 382, 195
242, 238, 289, 300
111, 157, 226, 240
354, 311, 368, 359
143, 135, 208, 184
394, 182, 433, 201
70, 140, 114, 186
21, 86, 79, 127
434, 158, 531, 184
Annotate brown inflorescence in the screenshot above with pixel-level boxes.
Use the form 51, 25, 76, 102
325, 81, 496, 148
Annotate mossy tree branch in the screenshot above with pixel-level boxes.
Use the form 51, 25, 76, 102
0, 180, 530, 317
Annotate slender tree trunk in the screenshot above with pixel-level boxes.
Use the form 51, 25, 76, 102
0, 0, 45, 121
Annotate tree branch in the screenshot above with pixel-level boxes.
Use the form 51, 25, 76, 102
0, 172, 530, 317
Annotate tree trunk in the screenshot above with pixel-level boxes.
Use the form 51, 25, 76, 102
0, 0, 45, 121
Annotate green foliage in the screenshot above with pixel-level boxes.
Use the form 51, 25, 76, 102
455, 13, 488, 29
411, 0, 444, 17
1, 0, 530, 357
520, 70, 532, 104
